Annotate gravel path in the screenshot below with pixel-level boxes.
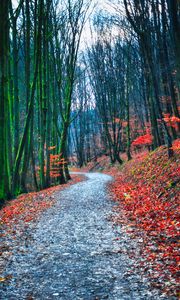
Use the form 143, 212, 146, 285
0, 173, 171, 300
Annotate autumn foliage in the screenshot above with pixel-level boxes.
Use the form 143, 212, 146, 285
36, 146, 66, 181
163, 114, 180, 130
50, 153, 65, 178
0, 174, 85, 233
109, 142, 180, 297
132, 133, 153, 147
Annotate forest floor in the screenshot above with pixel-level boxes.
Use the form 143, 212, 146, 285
0, 175, 85, 284
0, 144, 179, 299
72, 142, 180, 298
0, 173, 174, 300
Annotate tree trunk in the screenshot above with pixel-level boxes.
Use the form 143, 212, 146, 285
0, 0, 11, 202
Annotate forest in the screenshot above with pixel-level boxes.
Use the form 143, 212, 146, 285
0, 0, 179, 203
0, 0, 179, 298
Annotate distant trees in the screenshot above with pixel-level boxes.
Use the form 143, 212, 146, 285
72, 0, 180, 164
84, 16, 151, 163
54, 0, 90, 183
87, 36, 124, 164
69, 64, 103, 167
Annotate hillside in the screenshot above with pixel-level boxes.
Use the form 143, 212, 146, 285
74, 142, 180, 297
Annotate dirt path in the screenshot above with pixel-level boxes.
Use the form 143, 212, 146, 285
0, 173, 170, 299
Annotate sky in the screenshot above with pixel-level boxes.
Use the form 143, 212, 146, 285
80, 0, 118, 49
11, 0, 117, 50
12, 0, 112, 10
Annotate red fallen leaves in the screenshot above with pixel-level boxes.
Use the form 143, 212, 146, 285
109, 142, 180, 297
0, 174, 86, 281
0, 174, 85, 232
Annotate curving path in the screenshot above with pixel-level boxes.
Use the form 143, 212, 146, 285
0, 173, 170, 300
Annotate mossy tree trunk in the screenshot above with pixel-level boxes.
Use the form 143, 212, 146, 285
0, 0, 11, 204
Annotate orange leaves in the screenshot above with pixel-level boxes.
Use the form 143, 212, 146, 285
109, 145, 180, 296
0, 175, 85, 230
163, 113, 171, 123
171, 116, 180, 123
36, 148, 67, 180
171, 139, 180, 151
36, 148, 66, 180
132, 133, 153, 146
50, 171, 62, 178
113, 117, 128, 127
0, 193, 55, 226
163, 114, 180, 129
50, 154, 61, 160
50, 153, 66, 179
48, 145, 56, 151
